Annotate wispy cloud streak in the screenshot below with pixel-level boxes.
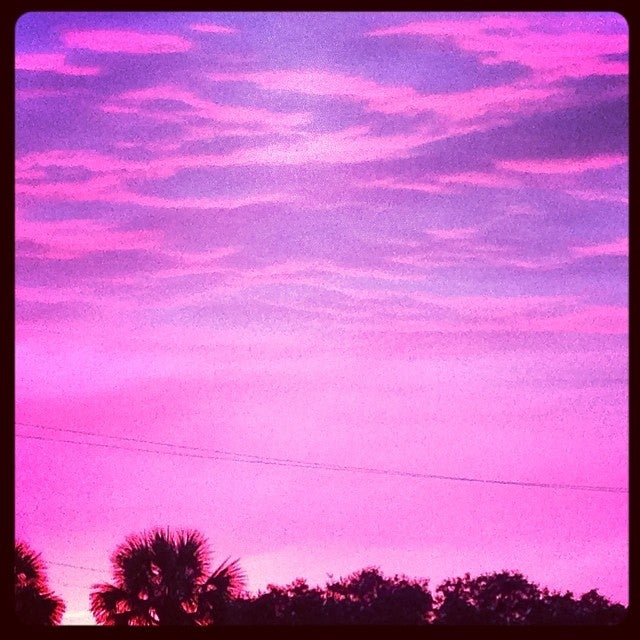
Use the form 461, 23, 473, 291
62, 29, 192, 53
15, 53, 100, 76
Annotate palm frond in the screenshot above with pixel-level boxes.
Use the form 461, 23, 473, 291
112, 533, 155, 596
14, 542, 65, 625
15, 541, 47, 586
15, 584, 66, 625
90, 582, 156, 626
175, 529, 210, 578
205, 558, 246, 597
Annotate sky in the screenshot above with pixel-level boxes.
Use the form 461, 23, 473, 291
14, 12, 628, 625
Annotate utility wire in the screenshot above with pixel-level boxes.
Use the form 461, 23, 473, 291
48, 561, 105, 573
16, 421, 340, 469
18, 433, 337, 471
15, 423, 628, 494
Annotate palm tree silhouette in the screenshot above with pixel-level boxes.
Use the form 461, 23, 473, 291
90, 528, 245, 625
15, 541, 65, 625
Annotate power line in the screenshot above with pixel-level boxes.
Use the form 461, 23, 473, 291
16, 427, 628, 494
48, 561, 105, 573
16, 421, 337, 469
15, 423, 628, 494
17, 433, 328, 471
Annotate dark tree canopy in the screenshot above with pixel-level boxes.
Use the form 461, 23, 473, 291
325, 567, 433, 624
15, 541, 66, 625
531, 588, 627, 625
433, 570, 627, 625
222, 568, 626, 626
224, 567, 433, 625
90, 528, 245, 626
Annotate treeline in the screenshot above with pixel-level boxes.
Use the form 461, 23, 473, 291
15, 528, 627, 625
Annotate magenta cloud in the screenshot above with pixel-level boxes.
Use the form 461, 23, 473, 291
16, 174, 292, 210
498, 154, 628, 174
208, 69, 561, 122
15, 53, 100, 75
105, 84, 310, 131
190, 22, 238, 34
62, 29, 192, 53
357, 170, 519, 194
571, 238, 628, 257
368, 14, 628, 81
566, 189, 629, 205
16, 214, 164, 260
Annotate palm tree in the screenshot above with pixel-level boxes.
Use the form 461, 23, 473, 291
90, 528, 245, 625
15, 541, 65, 625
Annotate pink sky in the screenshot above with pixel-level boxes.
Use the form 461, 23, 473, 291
15, 12, 628, 624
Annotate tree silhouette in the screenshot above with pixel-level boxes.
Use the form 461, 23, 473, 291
325, 567, 433, 624
90, 528, 245, 625
15, 541, 65, 625
225, 567, 433, 624
434, 571, 545, 625
231, 578, 328, 624
85, 530, 627, 627
530, 588, 627, 625
433, 570, 627, 625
